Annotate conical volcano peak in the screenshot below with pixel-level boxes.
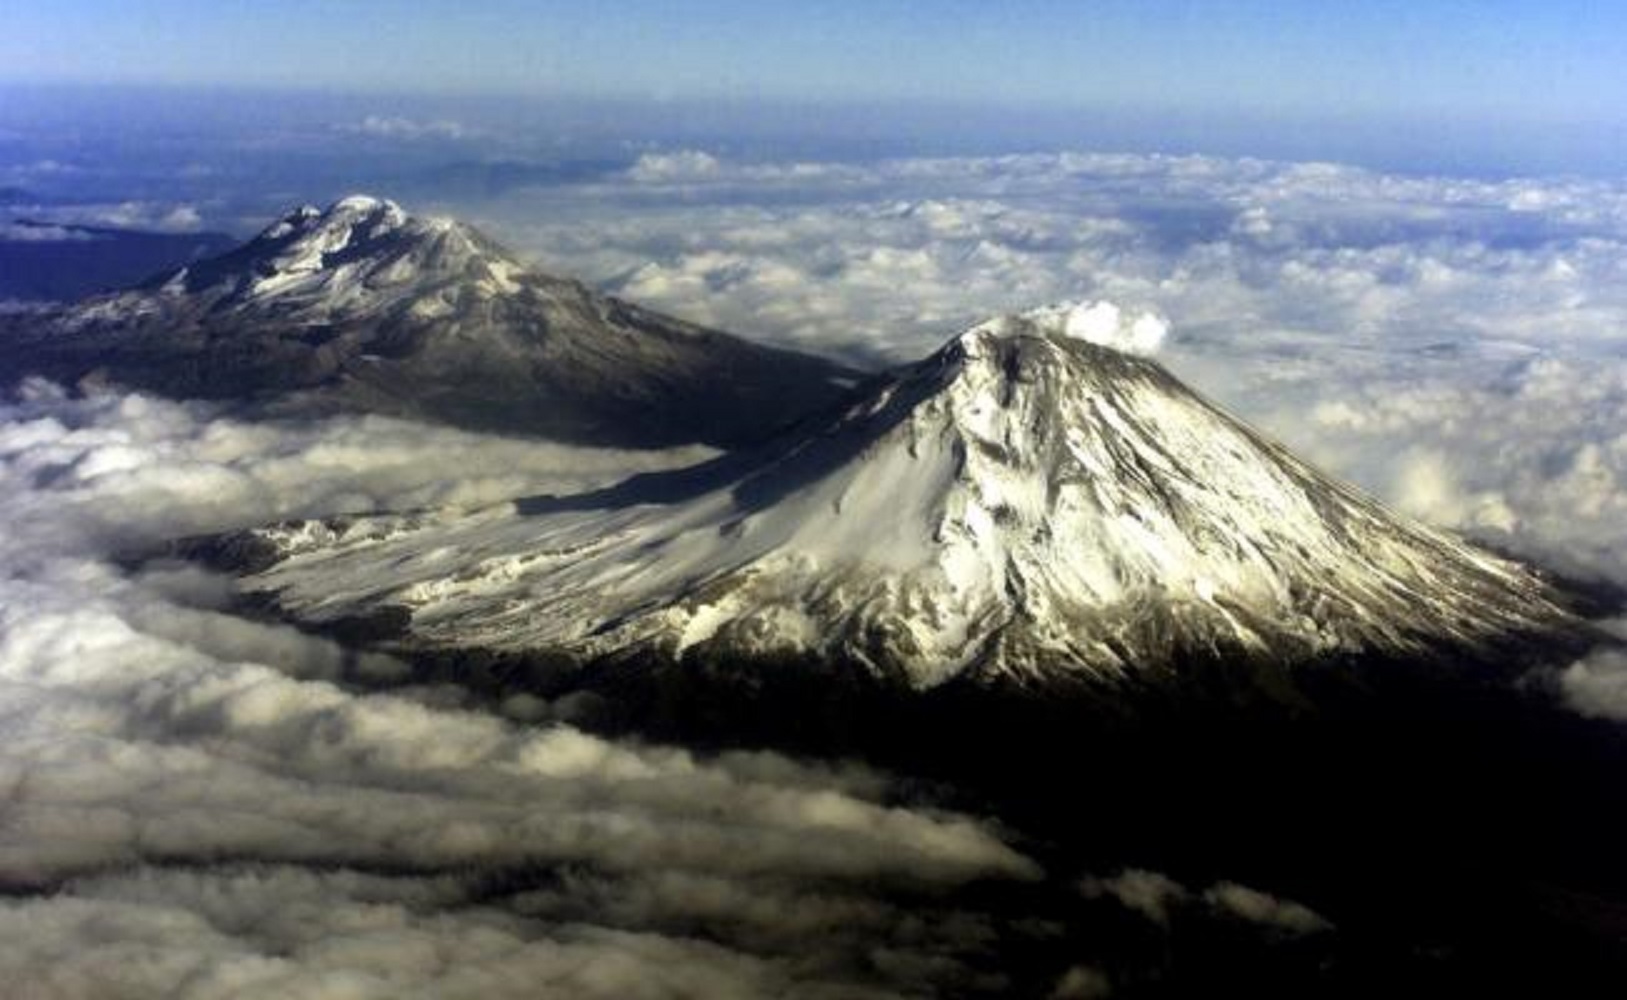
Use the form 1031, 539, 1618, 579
887, 313, 1179, 464
237, 307, 1573, 687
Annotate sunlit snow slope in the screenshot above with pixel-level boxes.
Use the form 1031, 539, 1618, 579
235, 309, 1573, 688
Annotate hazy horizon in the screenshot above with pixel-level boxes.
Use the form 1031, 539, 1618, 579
5, 0, 1627, 177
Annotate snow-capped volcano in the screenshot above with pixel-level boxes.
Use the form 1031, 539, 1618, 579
0, 196, 858, 446
232, 311, 1573, 688
171, 195, 510, 305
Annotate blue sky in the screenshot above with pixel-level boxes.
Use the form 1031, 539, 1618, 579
4, 1, 1623, 117
3, 2, 1626, 173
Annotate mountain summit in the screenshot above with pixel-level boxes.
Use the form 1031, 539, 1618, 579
169, 195, 505, 304
234, 311, 1574, 689
0, 196, 858, 446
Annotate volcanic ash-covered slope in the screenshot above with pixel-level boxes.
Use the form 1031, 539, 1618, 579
0, 196, 857, 447
235, 310, 1572, 688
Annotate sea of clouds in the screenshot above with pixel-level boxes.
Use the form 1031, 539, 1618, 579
2, 145, 1625, 995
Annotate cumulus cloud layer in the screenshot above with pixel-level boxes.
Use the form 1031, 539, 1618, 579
0, 387, 1037, 998
463, 150, 1627, 590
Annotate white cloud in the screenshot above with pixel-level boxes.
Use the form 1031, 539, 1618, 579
1050, 964, 1114, 999
1, 223, 99, 243
0, 381, 718, 556
17, 200, 209, 234
1245, 355, 1627, 586
1202, 882, 1333, 935
0, 868, 815, 1000
1557, 647, 1627, 720
1023, 300, 1169, 355
1079, 869, 1188, 925
626, 149, 723, 182
622, 150, 868, 190
342, 115, 471, 141
158, 204, 204, 231
1083, 869, 1332, 937
1552, 619, 1627, 720
96, 200, 206, 232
